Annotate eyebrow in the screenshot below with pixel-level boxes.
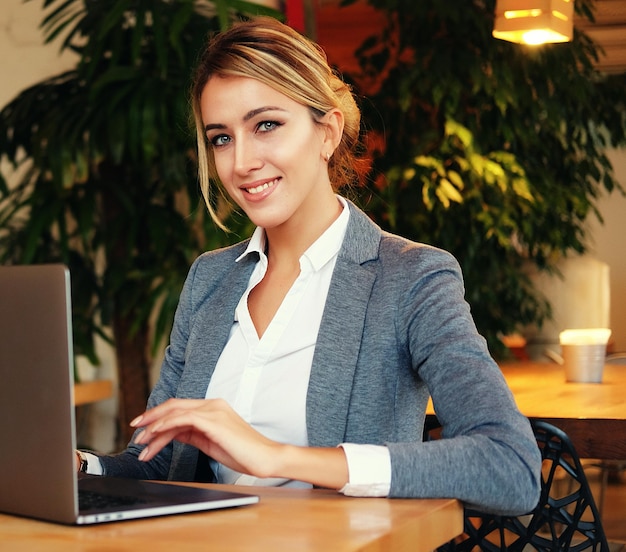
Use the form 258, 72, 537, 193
204, 106, 286, 133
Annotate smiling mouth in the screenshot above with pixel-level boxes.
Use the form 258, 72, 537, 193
244, 178, 279, 195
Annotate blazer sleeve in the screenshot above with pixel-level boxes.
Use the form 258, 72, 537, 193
386, 245, 541, 515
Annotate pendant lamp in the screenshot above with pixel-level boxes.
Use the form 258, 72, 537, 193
493, 0, 574, 45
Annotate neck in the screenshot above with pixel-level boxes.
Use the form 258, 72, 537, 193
265, 194, 343, 266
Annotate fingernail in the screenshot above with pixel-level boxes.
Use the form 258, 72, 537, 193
130, 415, 143, 427
138, 447, 148, 461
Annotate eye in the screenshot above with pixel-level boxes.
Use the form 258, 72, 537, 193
209, 134, 231, 148
256, 120, 281, 133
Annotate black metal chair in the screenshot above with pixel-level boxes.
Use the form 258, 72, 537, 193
438, 419, 610, 552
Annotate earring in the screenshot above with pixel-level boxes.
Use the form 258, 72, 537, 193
325, 152, 331, 162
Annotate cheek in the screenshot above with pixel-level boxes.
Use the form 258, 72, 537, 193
276, 129, 323, 169
213, 152, 233, 184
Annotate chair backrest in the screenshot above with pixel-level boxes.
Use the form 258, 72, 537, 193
439, 420, 610, 552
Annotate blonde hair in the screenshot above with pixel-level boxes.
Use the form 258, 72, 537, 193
191, 16, 364, 228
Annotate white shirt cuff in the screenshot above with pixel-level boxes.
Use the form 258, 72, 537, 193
82, 451, 104, 476
337, 443, 391, 497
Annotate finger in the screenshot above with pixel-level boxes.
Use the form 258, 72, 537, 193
130, 399, 181, 428
130, 398, 205, 428
136, 427, 188, 462
133, 416, 186, 446
143, 410, 206, 441
134, 409, 207, 456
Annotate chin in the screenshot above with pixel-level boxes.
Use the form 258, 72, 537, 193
250, 218, 285, 230
244, 205, 293, 230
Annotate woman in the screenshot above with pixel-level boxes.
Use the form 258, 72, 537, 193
79, 16, 541, 515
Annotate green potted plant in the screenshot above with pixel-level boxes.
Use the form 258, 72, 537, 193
0, 0, 278, 445
336, 0, 626, 356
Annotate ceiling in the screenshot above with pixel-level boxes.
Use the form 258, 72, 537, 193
575, 0, 626, 73
314, 0, 626, 75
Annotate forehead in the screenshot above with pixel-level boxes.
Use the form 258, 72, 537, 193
200, 75, 303, 123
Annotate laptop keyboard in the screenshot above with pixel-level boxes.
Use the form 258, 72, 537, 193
79, 489, 148, 511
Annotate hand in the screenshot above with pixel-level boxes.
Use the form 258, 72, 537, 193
131, 398, 350, 489
131, 398, 283, 479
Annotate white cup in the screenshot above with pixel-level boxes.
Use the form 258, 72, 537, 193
559, 328, 611, 383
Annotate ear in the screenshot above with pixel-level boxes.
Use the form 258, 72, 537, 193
320, 108, 344, 156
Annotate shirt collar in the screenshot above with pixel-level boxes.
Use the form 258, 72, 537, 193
235, 196, 350, 272
236, 226, 266, 262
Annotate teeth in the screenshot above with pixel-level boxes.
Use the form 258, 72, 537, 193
246, 179, 277, 195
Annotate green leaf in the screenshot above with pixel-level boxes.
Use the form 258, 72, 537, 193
438, 178, 463, 205
445, 119, 473, 149
0, 173, 8, 195
446, 170, 464, 190
97, 0, 129, 40
40, 0, 80, 41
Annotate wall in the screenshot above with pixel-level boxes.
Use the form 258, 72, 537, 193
0, 1, 76, 107
587, 149, 626, 351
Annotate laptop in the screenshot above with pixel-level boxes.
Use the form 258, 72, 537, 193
0, 264, 258, 525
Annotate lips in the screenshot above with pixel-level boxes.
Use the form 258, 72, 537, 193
243, 178, 279, 195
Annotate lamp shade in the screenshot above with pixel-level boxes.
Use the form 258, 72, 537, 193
493, 0, 574, 44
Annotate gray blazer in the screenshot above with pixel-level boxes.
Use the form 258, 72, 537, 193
100, 201, 541, 515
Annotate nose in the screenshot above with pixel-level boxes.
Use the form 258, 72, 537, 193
233, 135, 263, 176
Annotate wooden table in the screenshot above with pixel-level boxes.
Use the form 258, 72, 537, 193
74, 380, 114, 406
0, 484, 463, 552
498, 361, 626, 460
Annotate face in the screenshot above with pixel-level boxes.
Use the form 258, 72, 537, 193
200, 76, 340, 231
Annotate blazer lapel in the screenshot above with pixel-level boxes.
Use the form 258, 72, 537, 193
176, 252, 257, 400
170, 250, 256, 480
306, 203, 381, 447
